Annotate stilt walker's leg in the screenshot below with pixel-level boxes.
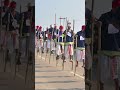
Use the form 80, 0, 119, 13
53, 40, 55, 61
74, 36, 77, 76
68, 44, 73, 70
56, 55, 59, 66
49, 39, 52, 64
25, 36, 29, 84
62, 45, 66, 70
4, 49, 9, 72
45, 41, 48, 61
40, 39, 43, 60
14, 50, 17, 79
4, 50, 7, 72
71, 20, 75, 71
45, 49, 48, 61
71, 55, 73, 71
31, 53, 34, 80
62, 57, 65, 70
25, 55, 29, 84
56, 44, 60, 67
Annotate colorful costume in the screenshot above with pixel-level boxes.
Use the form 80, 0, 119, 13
75, 26, 85, 62
63, 26, 74, 61
56, 25, 64, 59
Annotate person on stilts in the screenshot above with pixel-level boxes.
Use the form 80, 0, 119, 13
63, 22, 74, 63
20, 3, 34, 64
38, 26, 43, 54
56, 25, 64, 61
98, 0, 120, 89
75, 25, 85, 68
3, 1, 20, 67
0, 0, 10, 50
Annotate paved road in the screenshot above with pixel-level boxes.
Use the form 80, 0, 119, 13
35, 53, 85, 90
35, 51, 116, 90
0, 50, 34, 90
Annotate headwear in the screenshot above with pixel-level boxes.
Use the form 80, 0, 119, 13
59, 25, 63, 30
112, 0, 120, 9
54, 25, 57, 29
50, 25, 54, 28
82, 25, 86, 31
9, 1, 16, 8
39, 26, 42, 31
36, 26, 39, 29
67, 22, 71, 28
4, 0, 10, 6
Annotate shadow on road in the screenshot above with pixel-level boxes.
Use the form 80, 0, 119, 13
35, 76, 72, 78
35, 80, 78, 84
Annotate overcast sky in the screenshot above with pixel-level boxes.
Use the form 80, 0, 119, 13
35, 0, 85, 33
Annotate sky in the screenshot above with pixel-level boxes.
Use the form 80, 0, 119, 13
35, 0, 85, 33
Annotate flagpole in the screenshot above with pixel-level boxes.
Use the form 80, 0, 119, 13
60, 16, 61, 25
55, 13, 56, 25
53, 13, 56, 62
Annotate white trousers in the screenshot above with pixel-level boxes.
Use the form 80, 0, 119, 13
64, 44, 73, 59
47, 40, 55, 51
99, 55, 120, 84
6, 30, 19, 53
75, 49, 85, 61
56, 44, 64, 55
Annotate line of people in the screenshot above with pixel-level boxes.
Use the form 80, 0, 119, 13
0, 0, 35, 78
35, 23, 85, 69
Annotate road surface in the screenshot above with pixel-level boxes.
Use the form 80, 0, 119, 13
35, 53, 85, 90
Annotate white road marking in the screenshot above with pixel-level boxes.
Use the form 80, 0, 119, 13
70, 71, 84, 79
35, 88, 58, 90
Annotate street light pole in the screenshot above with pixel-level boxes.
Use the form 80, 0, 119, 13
59, 17, 66, 26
